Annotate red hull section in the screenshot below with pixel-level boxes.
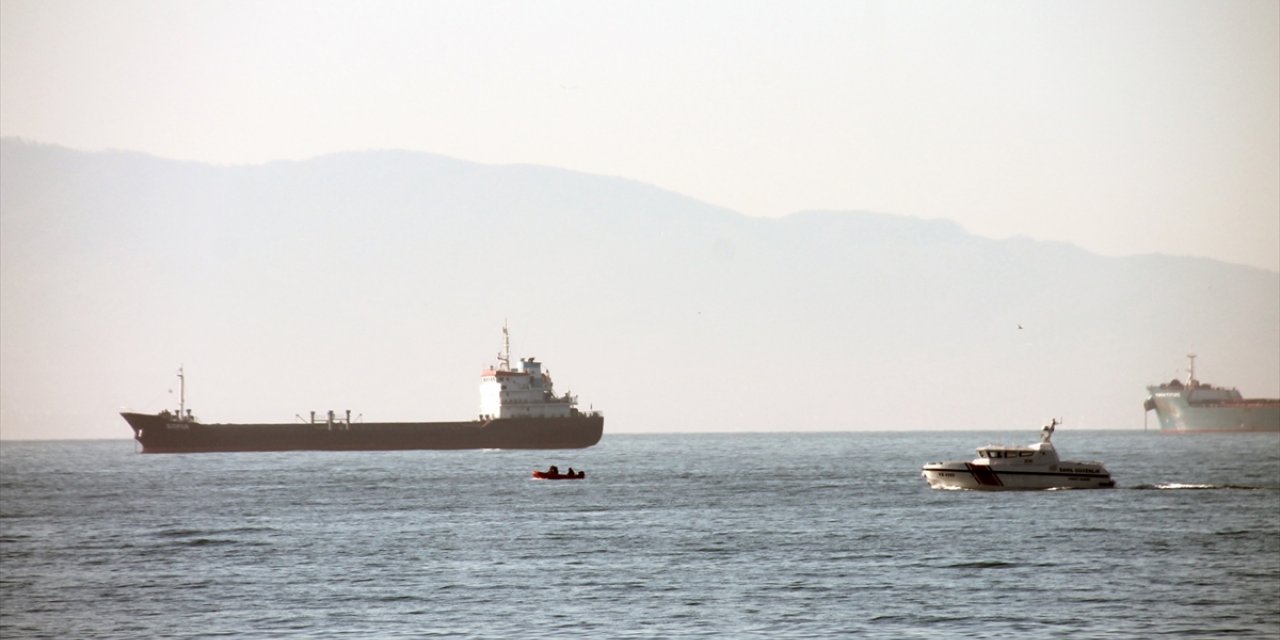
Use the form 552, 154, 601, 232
121, 412, 603, 453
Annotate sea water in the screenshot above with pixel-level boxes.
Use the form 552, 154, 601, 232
2, 431, 1278, 639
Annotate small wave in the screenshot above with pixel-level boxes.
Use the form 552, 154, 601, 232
183, 538, 237, 547
944, 560, 1019, 570
155, 525, 279, 538
374, 594, 429, 604
155, 527, 205, 538
219, 525, 280, 535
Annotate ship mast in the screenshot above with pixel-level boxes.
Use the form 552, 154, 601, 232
498, 322, 512, 372
1187, 353, 1197, 387
177, 365, 185, 418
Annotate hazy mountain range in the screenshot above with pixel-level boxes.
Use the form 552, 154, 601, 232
2, 138, 1277, 439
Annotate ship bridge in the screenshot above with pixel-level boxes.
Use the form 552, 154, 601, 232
479, 357, 577, 419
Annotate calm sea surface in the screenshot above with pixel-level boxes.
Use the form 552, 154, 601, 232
2, 431, 1278, 639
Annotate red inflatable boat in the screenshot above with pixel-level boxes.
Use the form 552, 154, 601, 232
532, 469, 586, 480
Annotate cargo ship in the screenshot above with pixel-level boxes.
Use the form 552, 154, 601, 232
121, 327, 603, 453
1143, 354, 1280, 432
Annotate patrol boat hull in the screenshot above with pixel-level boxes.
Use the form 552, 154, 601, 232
121, 412, 603, 453
921, 462, 1114, 491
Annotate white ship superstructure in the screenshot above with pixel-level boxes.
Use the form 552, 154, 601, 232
478, 326, 580, 420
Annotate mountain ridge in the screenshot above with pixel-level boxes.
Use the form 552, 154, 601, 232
2, 138, 1276, 438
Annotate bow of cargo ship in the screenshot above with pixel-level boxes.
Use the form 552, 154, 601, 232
1144, 354, 1280, 432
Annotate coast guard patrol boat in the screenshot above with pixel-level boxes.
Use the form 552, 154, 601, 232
921, 420, 1115, 490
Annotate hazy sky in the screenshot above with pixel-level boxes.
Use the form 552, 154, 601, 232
2, 0, 1278, 271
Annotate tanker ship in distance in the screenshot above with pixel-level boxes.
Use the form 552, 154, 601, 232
1143, 354, 1280, 433
121, 326, 603, 453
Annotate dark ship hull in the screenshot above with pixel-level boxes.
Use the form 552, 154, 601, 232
121, 412, 604, 453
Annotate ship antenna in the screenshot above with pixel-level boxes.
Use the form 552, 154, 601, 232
177, 364, 185, 418
1187, 353, 1197, 386
499, 321, 512, 371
